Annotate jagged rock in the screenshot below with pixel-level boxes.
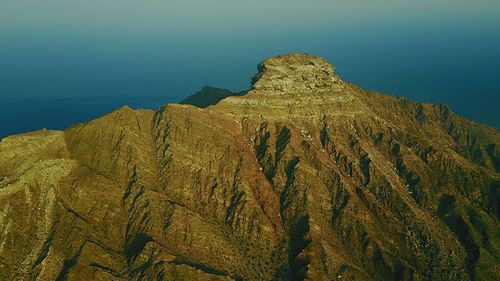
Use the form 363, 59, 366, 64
0, 53, 499, 281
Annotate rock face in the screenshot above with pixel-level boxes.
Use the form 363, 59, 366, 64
0, 53, 499, 281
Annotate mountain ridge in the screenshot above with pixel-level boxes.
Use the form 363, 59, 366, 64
179, 86, 246, 109
0, 53, 499, 281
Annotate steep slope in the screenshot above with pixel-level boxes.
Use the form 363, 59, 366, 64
0, 54, 498, 281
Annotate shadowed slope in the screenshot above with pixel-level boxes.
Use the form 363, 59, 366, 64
180, 86, 245, 108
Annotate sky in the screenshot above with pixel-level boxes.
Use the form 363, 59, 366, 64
0, 0, 499, 136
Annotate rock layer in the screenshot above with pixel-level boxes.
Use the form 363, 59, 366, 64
0, 54, 499, 281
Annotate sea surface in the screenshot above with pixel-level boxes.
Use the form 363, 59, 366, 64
1, 23, 499, 138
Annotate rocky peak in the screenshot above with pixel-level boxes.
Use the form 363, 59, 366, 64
214, 53, 358, 120
251, 53, 341, 93
1, 54, 499, 281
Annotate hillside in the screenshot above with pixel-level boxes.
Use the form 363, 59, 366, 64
0, 54, 499, 281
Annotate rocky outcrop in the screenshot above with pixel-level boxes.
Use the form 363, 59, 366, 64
0, 53, 499, 281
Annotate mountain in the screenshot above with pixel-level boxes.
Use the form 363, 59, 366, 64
180, 86, 245, 108
0, 53, 498, 281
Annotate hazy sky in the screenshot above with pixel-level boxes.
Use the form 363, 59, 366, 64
0, 0, 499, 135
2, 1, 500, 31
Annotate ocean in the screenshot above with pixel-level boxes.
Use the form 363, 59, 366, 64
1, 23, 499, 138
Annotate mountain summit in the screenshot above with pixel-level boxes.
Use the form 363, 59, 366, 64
251, 53, 341, 92
0, 54, 499, 281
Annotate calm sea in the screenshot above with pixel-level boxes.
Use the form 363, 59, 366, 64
1, 25, 499, 138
